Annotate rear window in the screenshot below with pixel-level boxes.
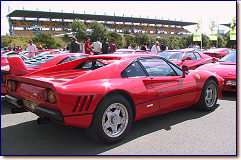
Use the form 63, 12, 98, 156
25, 55, 56, 67
74, 58, 119, 70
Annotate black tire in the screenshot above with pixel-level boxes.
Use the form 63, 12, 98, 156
195, 79, 218, 111
85, 94, 132, 144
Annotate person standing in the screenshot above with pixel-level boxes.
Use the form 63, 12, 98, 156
151, 41, 159, 54
70, 37, 80, 53
128, 44, 132, 49
37, 43, 43, 50
26, 40, 37, 58
13, 44, 18, 51
102, 37, 109, 54
8, 45, 12, 51
109, 41, 117, 53
18, 46, 23, 52
160, 41, 167, 52
140, 42, 147, 51
148, 42, 154, 50
85, 37, 92, 55
91, 37, 102, 55
82, 41, 85, 53
135, 44, 140, 50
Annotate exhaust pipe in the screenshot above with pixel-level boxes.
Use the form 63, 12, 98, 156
11, 107, 27, 114
37, 117, 50, 125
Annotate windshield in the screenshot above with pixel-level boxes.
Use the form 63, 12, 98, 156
219, 53, 236, 63
159, 51, 184, 61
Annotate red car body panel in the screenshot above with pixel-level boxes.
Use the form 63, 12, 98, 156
160, 50, 215, 70
196, 62, 236, 91
1, 53, 88, 95
203, 48, 232, 59
6, 54, 224, 128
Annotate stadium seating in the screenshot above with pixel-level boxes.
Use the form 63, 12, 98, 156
10, 19, 189, 37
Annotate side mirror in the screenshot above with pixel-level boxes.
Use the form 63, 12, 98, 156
183, 57, 192, 61
181, 65, 189, 78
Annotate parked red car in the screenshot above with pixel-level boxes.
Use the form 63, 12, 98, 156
1, 53, 88, 95
5, 54, 224, 143
203, 48, 233, 59
159, 50, 215, 70
196, 52, 236, 91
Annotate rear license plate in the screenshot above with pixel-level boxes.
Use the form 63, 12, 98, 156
23, 100, 36, 110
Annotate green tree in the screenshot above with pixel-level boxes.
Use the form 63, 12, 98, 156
124, 35, 136, 48
226, 33, 236, 48
69, 19, 87, 41
32, 33, 56, 49
90, 21, 108, 42
136, 34, 152, 46
1, 37, 12, 48
107, 31, 123, 48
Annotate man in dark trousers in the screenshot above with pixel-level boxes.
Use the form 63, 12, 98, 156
70, 37, 80, 53
102, 37, 110, 54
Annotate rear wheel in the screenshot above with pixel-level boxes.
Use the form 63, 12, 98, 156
195, 79, 218, 111
86, 94, 132, 144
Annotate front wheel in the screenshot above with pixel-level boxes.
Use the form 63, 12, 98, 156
195, 79, 218, 111
86, 94, 132, 144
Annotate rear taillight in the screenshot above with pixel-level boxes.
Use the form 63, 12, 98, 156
7, 80, 18, 91
42, 88, 57, 103
42, 89, 48, 101
48, 90, 57, 103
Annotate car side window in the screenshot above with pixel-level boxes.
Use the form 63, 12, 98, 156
194, 52, 202, 59
58, 57, 72, 64
183, 52, 196, 61
139, 58, 177, 76
167, 62, 183, 76
121, 61, 147, 78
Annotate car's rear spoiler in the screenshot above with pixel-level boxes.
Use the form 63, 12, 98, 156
7, 57, 29, 76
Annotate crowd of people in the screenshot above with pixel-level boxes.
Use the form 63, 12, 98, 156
65, 36, 118, 55
6, 44, 23, 52
4, 36, 201, 59
62, 36, 171, 55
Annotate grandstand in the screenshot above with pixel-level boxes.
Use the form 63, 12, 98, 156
7, 10, 196, 38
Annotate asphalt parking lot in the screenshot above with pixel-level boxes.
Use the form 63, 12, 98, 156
1, 91, 236, 156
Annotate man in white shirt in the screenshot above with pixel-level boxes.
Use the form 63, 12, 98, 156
26, 40, 37, 58
91, 37, 102, 55
151, 41, 159, 54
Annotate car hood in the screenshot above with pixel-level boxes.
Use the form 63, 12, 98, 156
196, 62, 236, 77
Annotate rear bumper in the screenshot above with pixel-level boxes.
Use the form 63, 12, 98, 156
5, 95, 63, 122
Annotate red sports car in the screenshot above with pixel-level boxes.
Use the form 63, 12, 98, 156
5, 54, 224, 143
159, 50, 215, 70
196, 52, 236, 91
1, 53, 89, 95
203, 48, 233, 59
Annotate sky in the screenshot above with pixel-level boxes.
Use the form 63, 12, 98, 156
1, 1, 236, 36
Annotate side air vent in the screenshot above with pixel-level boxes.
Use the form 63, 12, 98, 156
72, 96, 93, 112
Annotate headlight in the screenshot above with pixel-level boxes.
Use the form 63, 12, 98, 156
226, 80, 236, 86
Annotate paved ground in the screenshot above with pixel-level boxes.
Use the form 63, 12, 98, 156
1, 91, 236, 155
